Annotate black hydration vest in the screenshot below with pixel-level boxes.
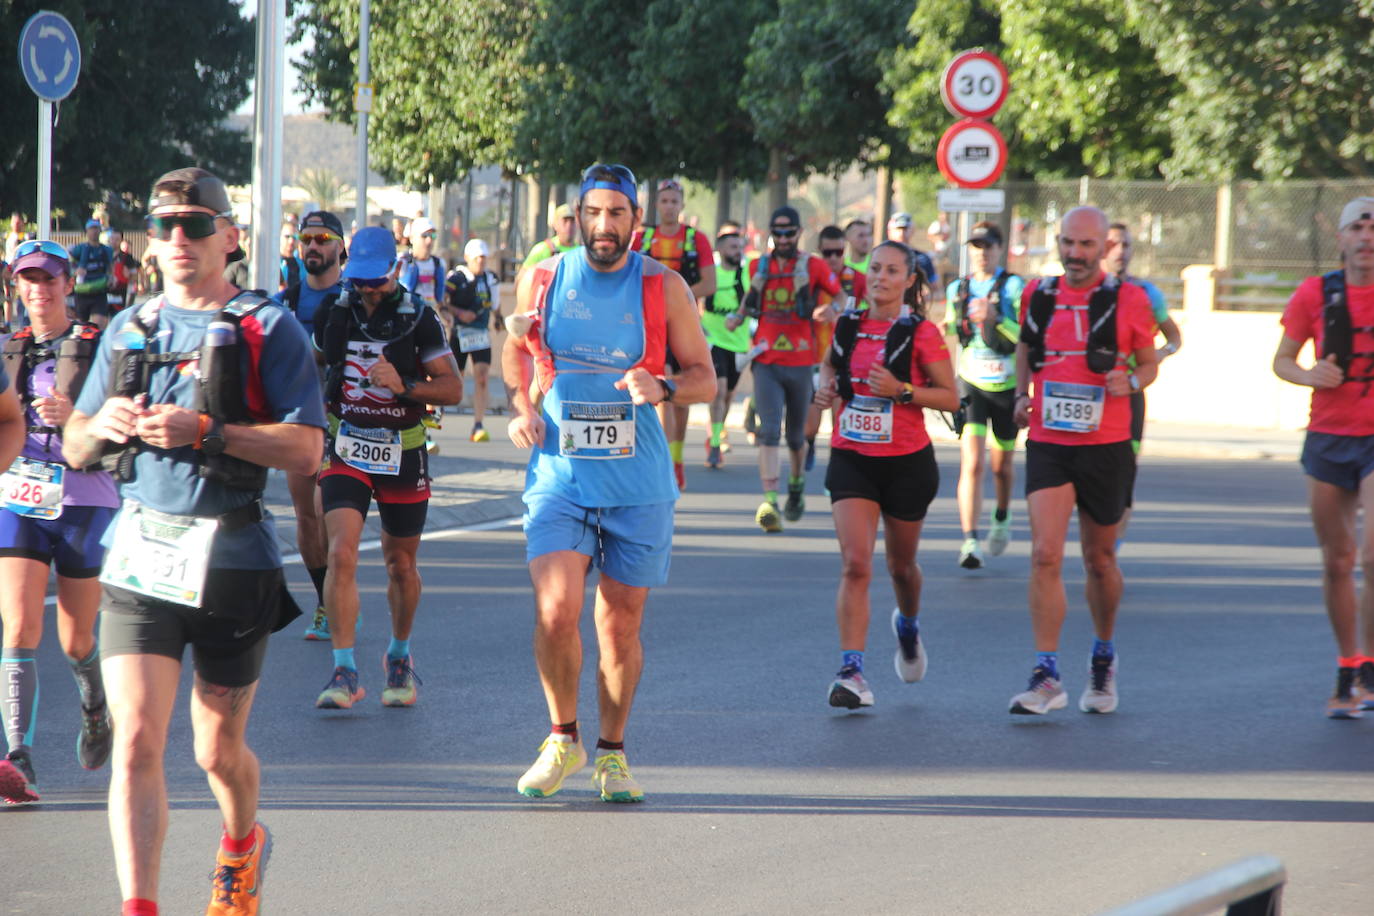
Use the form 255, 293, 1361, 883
1319, 270, 1374, 392
319, 287, 426, 405
1021, 275, 1121, 374
105, 293, 272, 490
954, 271, 1017, 355
829, 308, 922, 403
1, 323, 100, 457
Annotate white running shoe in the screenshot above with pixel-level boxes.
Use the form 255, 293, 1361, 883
891, 609, 927, 683
959, 537, 984, 569
517, 735, 587, 798
986, 516, 1011, 556
1079, 654, 1119, 714
1009, 666, 1067, 715
828, 667, 874, 709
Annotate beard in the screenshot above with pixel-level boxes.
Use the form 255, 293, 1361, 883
585, 228, 631, 266
304, 250, 337, 276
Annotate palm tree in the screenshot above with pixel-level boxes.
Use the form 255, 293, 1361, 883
296, 168, 354, 213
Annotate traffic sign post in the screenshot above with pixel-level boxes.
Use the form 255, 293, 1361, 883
940, 50, 1008, 120
19, 11, 81, 237
938, 50, 1009, 282
936, 119, 1007, 190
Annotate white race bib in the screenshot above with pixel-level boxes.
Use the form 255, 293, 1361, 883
971, 354, 1013, 386
457, 325, 491, 353
337, 422, 402, 475
100, 500, 217, 607
0, 458, 65, 520
559, 401, 635, 459
838, 395, 894, 443
1041, 381, 1105, 433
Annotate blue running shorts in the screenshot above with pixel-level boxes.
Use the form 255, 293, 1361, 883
0, 504, 116, 578
523, 493, 674, 588
1301, 431, 1374, 491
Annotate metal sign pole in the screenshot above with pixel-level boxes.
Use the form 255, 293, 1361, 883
957, 211, 969, 280
37, 100, 52, 236
250, 0, 285, 292
356, 0, 370, 230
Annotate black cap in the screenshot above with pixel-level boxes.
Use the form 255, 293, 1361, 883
966, 222, 1004, 247
148, 167, 233, 215
770, 206, 801, 228
300, 210, 345, 238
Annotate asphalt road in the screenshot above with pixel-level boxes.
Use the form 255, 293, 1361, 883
5, 427, 1372, 915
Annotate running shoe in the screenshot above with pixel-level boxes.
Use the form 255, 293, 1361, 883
720, 431, 732, 454
829, 666, 874, 709
381, 654, 422, 707
674, 462, 686, 491
743, 398, 757, 435
78, 701, 113, 770
783, 481, 805, 522
987, 516, 1012, 557
958, 537, 984, 570
302, 605, 330, 641
471, 426, 491, 443
1079, 654, 1119, 714
517, 736, 587, 798
1009, 666, 1067, 715
1359, 660, 1374, 711
1327, 666, 1363, 719
592, 750, 645, 803
804, 438, 817, 472
0, 749, 39, 805
755, 500, 783, 533
206, 821, 272, 916
891, 609, 927, 683
705, 443, 722, 469
315, 666, 365, 709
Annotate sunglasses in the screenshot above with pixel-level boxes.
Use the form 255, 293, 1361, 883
820, 248, 845, 257
14, 239, 70, 261
351, 275, 391, 289
771, 227, 799, 239
298, 231, 341, 246
147, 212, 228, 241
419, 231, 436, 239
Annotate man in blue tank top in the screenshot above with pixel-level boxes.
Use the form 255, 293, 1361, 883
502, 163, 714, 803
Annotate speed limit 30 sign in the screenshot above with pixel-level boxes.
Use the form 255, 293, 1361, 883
941, 50, 1008, 120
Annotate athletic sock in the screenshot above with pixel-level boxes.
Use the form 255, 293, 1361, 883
68, 647, 105, 711
842, 650, 864, 672
122, 899, 158, 916
332, 648, 356, 671
1338, 655, 1362, 668
710, 422, 724, 447
764, 489, 778, 506
1092, 639, 1115, 661
221, 825, 257, 856
595, 738, 624, 752
1, 649, 38, 754
895, 613, 919, 637
994, 507, 1008, 522
668, 441, 684, 464
964, 529, 980, 541
387, 638, 411, 661
788, 474, 804, 488
307, 566, 328, 604
1036, 652, 1060, 679
551, 720, 578, 741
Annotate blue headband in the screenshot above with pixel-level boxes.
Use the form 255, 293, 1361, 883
579, 167, 638, 207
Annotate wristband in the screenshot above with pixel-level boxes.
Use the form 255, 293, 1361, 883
193, 412, 212, 450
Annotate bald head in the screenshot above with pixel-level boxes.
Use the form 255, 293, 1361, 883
1057, 206, 1110, 286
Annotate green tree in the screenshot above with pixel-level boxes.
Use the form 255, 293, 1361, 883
0, 0, 254, 226
295, 167, 353, 212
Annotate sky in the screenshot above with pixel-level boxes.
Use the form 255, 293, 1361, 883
234, 2, 314, 117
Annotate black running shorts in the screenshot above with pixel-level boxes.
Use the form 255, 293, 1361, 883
826, 445, 939, 522
1024, 439, 1136, 526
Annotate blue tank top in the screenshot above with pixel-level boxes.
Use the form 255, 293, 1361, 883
524, 252, 676, 507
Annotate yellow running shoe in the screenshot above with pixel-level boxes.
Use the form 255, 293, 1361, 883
206, 821, 271, 916
592, 750, 644, 803
755, 500, 783, 533
471, 426, 491, 443
517, 735, 586, 798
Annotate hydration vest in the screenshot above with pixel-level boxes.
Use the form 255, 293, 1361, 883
2, 323, 100, 438
522, 252, 667, 395
639, 226, 701, 286
829, 308, 922, 403
705, 265, 746, 315
743, 253, 815, 321
105, 293, 274, 490
319, 286, 426, 405
954, 271, 1017, 355
1319, 270, 1374, 392
1021, 275, 1121, 374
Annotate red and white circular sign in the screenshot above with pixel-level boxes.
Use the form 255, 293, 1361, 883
941, 50, 1009, 120
936, 119, 1008, 189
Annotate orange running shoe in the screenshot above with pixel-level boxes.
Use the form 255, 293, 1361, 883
206, 821, 271, 915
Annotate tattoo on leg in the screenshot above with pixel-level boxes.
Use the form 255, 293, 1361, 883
195, 676, 253, 717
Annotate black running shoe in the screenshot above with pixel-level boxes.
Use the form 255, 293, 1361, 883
78, 702, 113, 770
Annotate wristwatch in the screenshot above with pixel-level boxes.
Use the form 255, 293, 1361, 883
1128, 373, 1141, 392
896, 383, 915, 405
659, 377, 678, 403
202, 418, 227, 457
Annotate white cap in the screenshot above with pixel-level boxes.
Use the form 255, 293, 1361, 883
1339, 197, 1374, 231
408, 216, 436, 239
464, 238, 490, 259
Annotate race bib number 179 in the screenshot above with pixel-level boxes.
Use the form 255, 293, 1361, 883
559, 401, 635, 459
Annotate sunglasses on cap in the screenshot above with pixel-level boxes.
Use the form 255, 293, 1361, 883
298, 230, 341, 245
14, 239, 71, 261
771, 226, 799, 239
820, 247, 845, 257
351, 275, 391, 289
147, 211, 231, 241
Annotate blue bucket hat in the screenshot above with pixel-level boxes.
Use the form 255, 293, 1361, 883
342, 226, 397, 281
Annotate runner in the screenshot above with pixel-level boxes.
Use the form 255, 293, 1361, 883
1008, 206, 1158, 716
701, 223, 752, 469
399, 217, 446, 316
885, 212, 939, 305
743, 206, 841, 532
63, 166, 326, 916
273, 211, 347, 640
279, 223, 305, 291
502, 163, 712, 802
445, 238, 502, 443
107, 230, 141, 313
71, 219, 115, 330
520, 204, 580, 273
804, 225, 867, 472
1273, 196, 1374, 718
813, 241, 957, 709
0, 240, 88, 806
945, 221, 1026, 569
313, 226, 462, 710
844, 219, 872, 275
633, 179, 716, 490
1102, 222, 1182, 543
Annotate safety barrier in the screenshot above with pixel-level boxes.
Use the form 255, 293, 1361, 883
1097, 855, 1285, 916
